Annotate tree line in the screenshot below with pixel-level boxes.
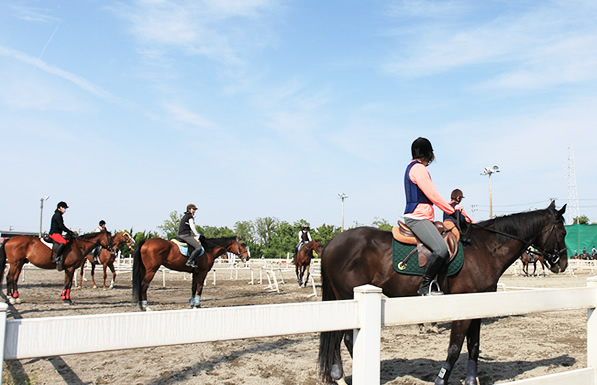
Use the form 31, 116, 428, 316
116, 212, 394, 259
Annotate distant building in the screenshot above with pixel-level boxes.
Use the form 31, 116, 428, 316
0, 230, 38, 245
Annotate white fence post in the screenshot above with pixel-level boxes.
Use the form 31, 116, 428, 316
0, 303, 7, 385
588, 276, 597, 379
352, 284, 382, 385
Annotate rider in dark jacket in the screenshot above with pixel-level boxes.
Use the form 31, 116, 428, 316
48, 201, 74, 271
178, 204, 204, 268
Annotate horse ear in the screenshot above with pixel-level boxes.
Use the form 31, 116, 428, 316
548, 200, 556, 210
558, 204, 567, 216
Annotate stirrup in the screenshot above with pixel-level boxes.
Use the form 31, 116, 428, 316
185, 259, 197, 268
419, 280, 443, 296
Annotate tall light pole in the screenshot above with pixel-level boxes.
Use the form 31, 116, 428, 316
338, 193, 349, 231
39, 196, 49, 237
481, 166, 499, 218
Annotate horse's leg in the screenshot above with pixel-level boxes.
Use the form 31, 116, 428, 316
139, 269, 157, 311
532, 262, 537, 277
6, 263, 24, 304
304, 265, 311, 288
61, 270, 75, 305
295, 263, 301, 286
464, 319, 482, 385
435, 319, 471, 385
108, 263, 116, 289
91, 263, 98, 289
77, 260, 85, 289
190, 271, 208, 308
102, 263, 108, 290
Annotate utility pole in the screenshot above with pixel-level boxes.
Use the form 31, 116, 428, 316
339, 193, 349, 231
481, 166, 499, 219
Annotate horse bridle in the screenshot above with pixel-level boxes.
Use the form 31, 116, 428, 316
201, 237, 250, 261
469, 209, 566, 267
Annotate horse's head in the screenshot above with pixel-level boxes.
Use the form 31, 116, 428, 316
235, 235, 250, 262
312, 239, 323, 257
537, 202, 568, 273
113, 231, 135, 249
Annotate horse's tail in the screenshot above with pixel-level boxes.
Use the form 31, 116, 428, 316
131, 239, 146, 302
318, 247, 345, 383
0, 240, 7, 288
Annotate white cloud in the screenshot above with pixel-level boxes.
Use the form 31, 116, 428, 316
383, 0, 597, 89
0, 46, 119, 102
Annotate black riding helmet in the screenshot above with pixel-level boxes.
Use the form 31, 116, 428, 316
411, 137, 435, 164
57, 201, 69, 209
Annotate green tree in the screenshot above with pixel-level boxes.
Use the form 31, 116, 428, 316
573, 215, 590, 225
371, 217, 392, 231
157, 211, 182, 239
313, 223, 341, 245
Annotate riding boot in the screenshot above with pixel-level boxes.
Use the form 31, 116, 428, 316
185, 249, 200, 268
418, 253, 446, 296
53, 243, 66, 272
93, 247, 101, 264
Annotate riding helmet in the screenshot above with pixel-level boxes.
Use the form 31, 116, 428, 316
57, 201, 69, 209
99, 220, 106, 226
187, 203, 198, 211
411, 137, 434, 161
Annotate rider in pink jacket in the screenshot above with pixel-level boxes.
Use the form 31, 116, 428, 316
404, 137, 460, 296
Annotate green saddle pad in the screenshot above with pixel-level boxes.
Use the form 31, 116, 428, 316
392, 239, 464, 276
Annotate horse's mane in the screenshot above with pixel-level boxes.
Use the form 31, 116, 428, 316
79, 231, 112, 240
201, 235, 240, 249
474, 208, 549, 243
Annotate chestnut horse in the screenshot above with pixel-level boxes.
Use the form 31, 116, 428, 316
0, 231, 113, 305
78, 231, 135, 290
520, 249, 546, 277
293, 239, 323, 287
318, 202, 567, 385
132, 235, 249, 311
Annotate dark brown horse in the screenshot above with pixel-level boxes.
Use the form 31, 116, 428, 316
520, 249, 546, 277
132, 235, 249, 311
0, 231, 113, 305
318, 202, 567, 385
78, 231, 135, 290
293, 239, 323, 287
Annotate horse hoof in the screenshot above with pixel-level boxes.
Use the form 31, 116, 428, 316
7, 297, 16, 305
63, 300, 73, 306
92, 285, 97, 289
15, 297, 22, 304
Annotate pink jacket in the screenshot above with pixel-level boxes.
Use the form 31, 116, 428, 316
405, 161, 455, 221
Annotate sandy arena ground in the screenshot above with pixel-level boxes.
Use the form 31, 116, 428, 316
1, 263, 594, 385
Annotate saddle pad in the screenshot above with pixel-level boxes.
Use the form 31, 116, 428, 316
40, 238, 52, 249
176, 244, 189, 257
392, 239, 464, 276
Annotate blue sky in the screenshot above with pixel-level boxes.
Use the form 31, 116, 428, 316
1, 0, 596, 235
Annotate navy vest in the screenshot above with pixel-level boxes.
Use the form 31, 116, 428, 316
404, 161, 432, 214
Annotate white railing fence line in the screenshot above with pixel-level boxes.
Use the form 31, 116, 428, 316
0, 278, 596, 385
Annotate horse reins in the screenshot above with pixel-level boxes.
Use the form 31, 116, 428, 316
201, 237, 249, 261
467, 209, 565, 267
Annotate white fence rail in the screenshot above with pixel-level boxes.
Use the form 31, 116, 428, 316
1, 279, 596, 385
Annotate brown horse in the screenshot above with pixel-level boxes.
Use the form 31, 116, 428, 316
132, 235, 249, 311
293, 239, 323, 287
78, 231, 135, 290
520, 249, 546, 277
0, 231, 113, 305
318, 202, 567, 385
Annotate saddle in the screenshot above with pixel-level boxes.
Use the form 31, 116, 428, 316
392, 220, 460, 267
171, 237, 189, 247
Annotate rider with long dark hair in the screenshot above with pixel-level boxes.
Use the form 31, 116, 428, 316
404, 137, 460, 296
49, 201, 74, 271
